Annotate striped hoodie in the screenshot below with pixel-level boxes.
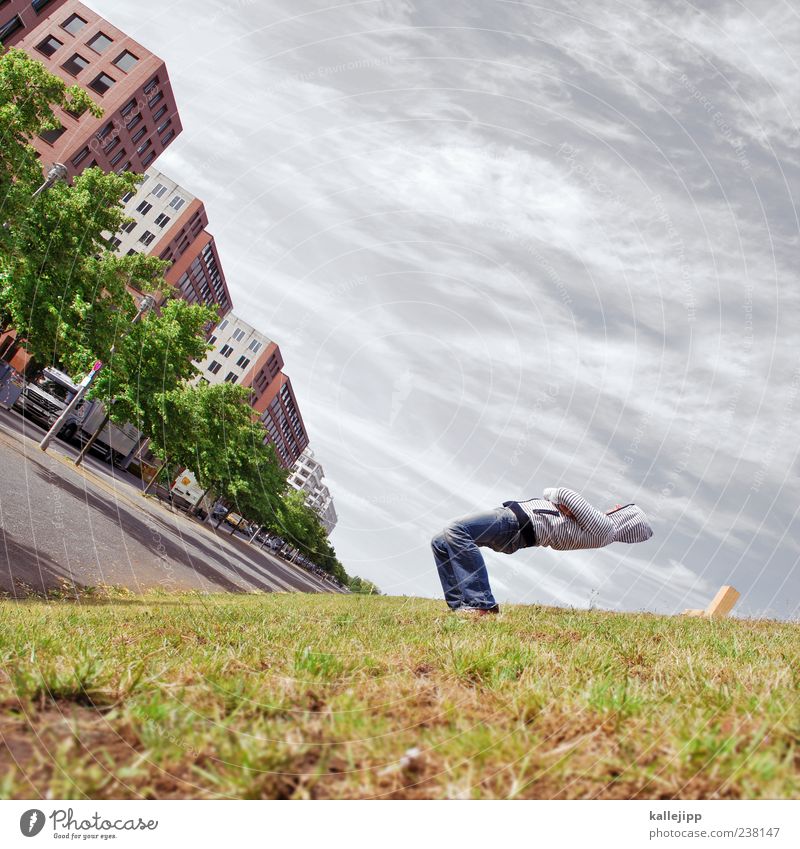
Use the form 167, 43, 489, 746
503, 487, 654, 551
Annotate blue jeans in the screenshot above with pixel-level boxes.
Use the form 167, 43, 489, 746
431, 507, 522, 609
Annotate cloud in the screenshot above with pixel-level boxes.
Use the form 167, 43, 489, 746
88, 0, 800, 618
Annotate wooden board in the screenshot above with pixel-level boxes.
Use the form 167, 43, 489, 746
705, 585, 740, 618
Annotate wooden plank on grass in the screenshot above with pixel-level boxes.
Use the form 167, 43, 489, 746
705, 585, 740, 618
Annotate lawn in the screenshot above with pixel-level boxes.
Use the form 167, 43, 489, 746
0, 593, 797, 799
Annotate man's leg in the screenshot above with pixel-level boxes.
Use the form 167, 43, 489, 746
432, 507, 518, 610
431, 531, 464, 609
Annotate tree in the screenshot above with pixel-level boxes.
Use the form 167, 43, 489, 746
0, 46, 100, 249
347, 576, 381, 595
153, 382, 287, 519
86, 297, 217, 436
275, 489, 349, 582
0, 48, 165, 367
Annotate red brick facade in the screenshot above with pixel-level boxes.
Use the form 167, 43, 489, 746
14, 1, 181, 179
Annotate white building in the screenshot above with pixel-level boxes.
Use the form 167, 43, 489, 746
288, 448, 338, 534
109, 168, 196, 258
193, 313, 271, 388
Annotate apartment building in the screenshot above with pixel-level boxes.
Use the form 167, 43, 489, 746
193, 313, 309, 468
194, 313, 274, 389
112, 168, 232, 317
14, 1, 181, 178
288, 448, 338, 534
0, 0, 69, 47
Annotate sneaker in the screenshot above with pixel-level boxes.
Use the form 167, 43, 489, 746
453, 604, 500, 616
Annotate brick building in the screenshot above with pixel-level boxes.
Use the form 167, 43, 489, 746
113, 168, 232, 317
0, 0, 69, 47
194, 313, 310, 468
13, 1, 181, 178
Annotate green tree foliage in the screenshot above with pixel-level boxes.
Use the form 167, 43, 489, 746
275, 489, 349, 582
87, 297, 217, 436
0, 47, 100, 242
0, 49, 165, 365
346, 576, 381, 595
154, 382, 288, 520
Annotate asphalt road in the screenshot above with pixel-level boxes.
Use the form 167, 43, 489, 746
0, 407, 346, 596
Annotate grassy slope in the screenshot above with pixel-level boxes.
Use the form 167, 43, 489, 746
0, 593, 797, 800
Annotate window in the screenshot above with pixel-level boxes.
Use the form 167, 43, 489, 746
89, 73, 115, 95
137, 139, 151, 155
35, 35, 63, 57
219, 319, 228, 331
131, 126, 147, 143
160, 129, 175, 146
39, 125, 66, 144
71, 146, 90, 166
143, 76, 159, 95
152, 105, 167, 122
232, 328, 246, 342
141, 151, 156, 167
219, 344, 233, 358
108, 236, 121, 250
126, 249, 138, 256
136, 200, 152, 215
103, 136, 120, 154
121, 190, 134, 203
147, 91, 163, 109
120, 220, 136, 233
113, 50, 138, 72
208, 361, 221, 375
156, 118, 172, 135
126, 113, 141, 131
121, 98, 137, 118
138, 230, 156, 246
168, 195, 185, 211
32, 0, 59, 13
61, 13, 87, 34
224, 372, 238, 384
236, 356, 250, 370
208, 335, 217, 346
154, 213, 170, 228
151, 183, 168, 198
61, 53, 88, 75
96, 122, 113, 141
248, 339, 262, 353
109, 149, 126, 166
65, 101, 88, 119
87, 32, 112, 53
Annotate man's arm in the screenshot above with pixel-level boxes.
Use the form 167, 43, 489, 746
543, 487, 614, 541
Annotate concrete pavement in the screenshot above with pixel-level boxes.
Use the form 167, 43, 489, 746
0, 407, 346, 596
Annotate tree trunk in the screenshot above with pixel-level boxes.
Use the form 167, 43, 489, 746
75, 410, 111, 467
142, 458, 168, 495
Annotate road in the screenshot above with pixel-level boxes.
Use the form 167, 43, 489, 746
0, 407, 346, 596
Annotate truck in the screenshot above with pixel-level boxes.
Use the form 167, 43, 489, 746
170, 469, 211, 517
9, 366, 141, 464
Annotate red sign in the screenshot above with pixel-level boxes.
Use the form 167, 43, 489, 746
92, 361, 103, 372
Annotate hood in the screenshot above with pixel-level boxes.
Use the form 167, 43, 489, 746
608, 504, 654, 543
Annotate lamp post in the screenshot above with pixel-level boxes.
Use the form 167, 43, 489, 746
73, 294, 156, 467
31, 162, 68, 199
39, 294, 155, 455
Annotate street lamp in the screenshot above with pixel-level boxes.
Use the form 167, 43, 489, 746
39, 294, 156, 454
2, 162, 69, 233
31, 162, 68, 199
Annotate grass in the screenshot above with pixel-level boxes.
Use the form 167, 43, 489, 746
0, 593, 797, 799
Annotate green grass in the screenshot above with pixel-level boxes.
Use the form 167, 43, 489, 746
0, 593, 797, 799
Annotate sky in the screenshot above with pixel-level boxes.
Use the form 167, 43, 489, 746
91, 0, 799, 619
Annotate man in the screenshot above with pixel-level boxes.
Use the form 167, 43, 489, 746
431, 487, 654, 615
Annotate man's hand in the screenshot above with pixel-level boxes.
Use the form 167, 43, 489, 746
557, 503, 576, 521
